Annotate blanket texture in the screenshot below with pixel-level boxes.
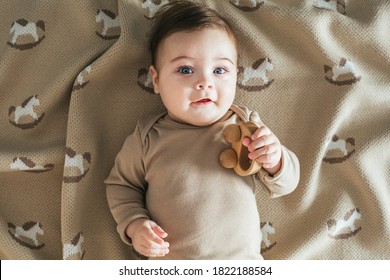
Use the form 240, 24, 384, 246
1, 0, 389, 260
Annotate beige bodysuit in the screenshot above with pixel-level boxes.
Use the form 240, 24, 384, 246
105, 105, 300, 259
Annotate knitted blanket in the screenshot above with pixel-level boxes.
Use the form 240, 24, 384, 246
1, 0, 389, 259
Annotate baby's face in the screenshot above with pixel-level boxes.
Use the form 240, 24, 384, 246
150, 28, 238, 126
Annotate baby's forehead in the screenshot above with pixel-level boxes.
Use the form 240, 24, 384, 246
161, 26, 238, 54
172, 26, 237, 45
156, 30, 237, 65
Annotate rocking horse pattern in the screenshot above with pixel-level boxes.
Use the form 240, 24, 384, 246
8, 221, 45, 249
137, 68, 155, 94
1, 0, 375, 260
10, 157, 54, 173
327, 208, 362, 239
230, 0, 264, 12
237, 58, 274, 91
313, 0, 346, 15
63, 147, 92, 183
96, 9, 120, 40
323, 135, 355, 164
8, 95, 45, 129
63, 232, 85, 260
141, 0, 170, 19
8, 19, 46, 50
72, 65, 93, 91
324, 58, 361, 85
260, 222, 276, 253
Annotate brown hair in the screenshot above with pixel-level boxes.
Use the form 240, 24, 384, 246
149, 0, 237, 66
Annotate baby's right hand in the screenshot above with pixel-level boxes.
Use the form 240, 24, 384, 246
126, 218, 170, 258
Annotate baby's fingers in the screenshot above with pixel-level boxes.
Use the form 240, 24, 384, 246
248, 134, 278, 153
138, 244, 170, 258
134, 233, 170, 257
251, 126, 271, 141
141, 232, 170, 257
248, 142, 279, 160
258, 151, 280, 167
143, 225, 167, 246
151, 223, 168, 239
242, 137, 251, 147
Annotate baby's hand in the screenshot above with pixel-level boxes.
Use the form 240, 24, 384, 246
126, 218, 169, 258
242, 125, 282, 175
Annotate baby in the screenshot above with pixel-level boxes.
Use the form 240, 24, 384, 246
105, 0, 299, 260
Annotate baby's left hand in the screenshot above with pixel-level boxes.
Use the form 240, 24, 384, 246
242, 125, 282, 175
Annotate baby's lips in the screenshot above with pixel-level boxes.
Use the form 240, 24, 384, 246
192, 98, 213, 104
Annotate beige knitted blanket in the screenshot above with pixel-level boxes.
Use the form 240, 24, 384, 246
1, 0, 389, 260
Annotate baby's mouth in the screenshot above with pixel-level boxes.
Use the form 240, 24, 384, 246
192, 98, 213, 105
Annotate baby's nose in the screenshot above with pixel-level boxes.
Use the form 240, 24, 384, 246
195, 75, 213, 90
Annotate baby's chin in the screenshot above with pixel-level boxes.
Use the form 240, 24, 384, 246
171, 115, 218, 126
188, 120, 216, 127
187, 114, 226, 127
168, 104, 231, 126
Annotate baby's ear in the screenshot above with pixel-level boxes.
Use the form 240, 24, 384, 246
149, 65, 160, 94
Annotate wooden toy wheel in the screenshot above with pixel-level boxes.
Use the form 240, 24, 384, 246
223, 124, 241, 144
219, 148, 237, 169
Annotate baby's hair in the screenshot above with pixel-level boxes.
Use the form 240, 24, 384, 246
149, 0, 237, 66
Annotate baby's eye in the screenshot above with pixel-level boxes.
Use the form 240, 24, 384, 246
178, 66, 193, 75
214, 67, 227, 74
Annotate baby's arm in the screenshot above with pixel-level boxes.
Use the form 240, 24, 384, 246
105, 124, 169, 255
242, 124, 300, 197
126, 218, 170, 257
242, 125, 282, 175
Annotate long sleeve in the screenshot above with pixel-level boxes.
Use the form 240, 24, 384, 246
257, 145, 300, 198
242, 106, 300, 198
104, 124, 150, 245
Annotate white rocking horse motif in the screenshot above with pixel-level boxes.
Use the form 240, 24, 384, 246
313, 0, 346, 14
63, 232, 85, 260
8, 221, 44, 249
73, 65, 92, 91
238, 58, 274, 91
323, 135, 355, 163
327, 208, 362, 239
326, 135, 352, 156
231, 0, 264, 11
9, 19, 45, 46
143, 72, 153, 88
96, 9, 120, 38
63, 147, 91, 183
324, 58, 361, 85
10, 156, 54, 172
137, 68, 155, 94
76, 65, 92, 86
260, 222, 276, 252
9, 95, 44, 129
11, 95, 40, 124
235, 0, 256, 7
141, 0, 170, 19
331, 58, 360, 81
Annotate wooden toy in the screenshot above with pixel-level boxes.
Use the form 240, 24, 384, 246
219, 121, 262, 176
